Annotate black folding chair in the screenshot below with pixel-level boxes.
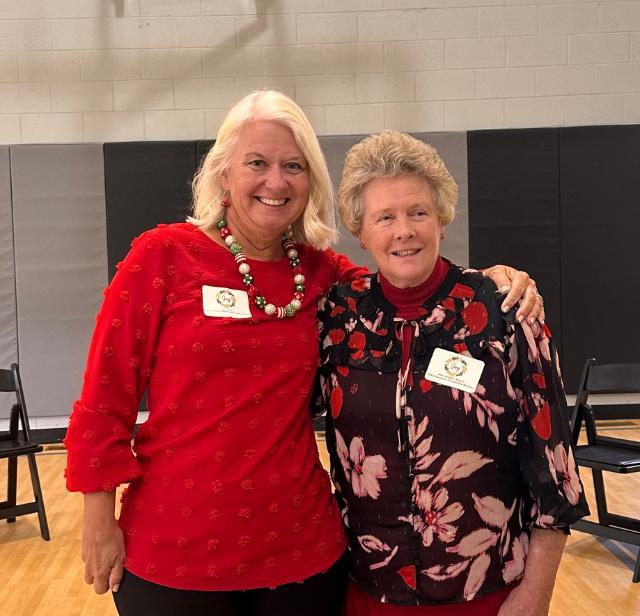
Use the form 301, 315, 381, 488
570, 358, 640, 582
0, 363, 50, 540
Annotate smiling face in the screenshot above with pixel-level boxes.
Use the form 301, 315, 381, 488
358, 174, 443, 289
221, 119, 310, 254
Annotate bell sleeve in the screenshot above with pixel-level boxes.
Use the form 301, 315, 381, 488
510, 319, 590, 530
65, 229, 168, 493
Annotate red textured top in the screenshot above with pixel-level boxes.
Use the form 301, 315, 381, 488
65, 222, 365, 591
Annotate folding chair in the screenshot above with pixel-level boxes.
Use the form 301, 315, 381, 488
570, 358, 640, 582
0, 363, 50, 540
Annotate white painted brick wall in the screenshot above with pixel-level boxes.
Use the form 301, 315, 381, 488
19, 51, 81, 82
20, 112, 83, 143
0, 2, 637, 143
297, 13, 357, 44
479, 6, 538, 37
81, 51, 141, 81
0, 53, 18, 82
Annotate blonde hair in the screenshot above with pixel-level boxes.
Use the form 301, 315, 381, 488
338, 130, 458, 234
190, 90, 336, 249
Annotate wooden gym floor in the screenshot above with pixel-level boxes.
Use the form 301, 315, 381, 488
1, 422, 639, 616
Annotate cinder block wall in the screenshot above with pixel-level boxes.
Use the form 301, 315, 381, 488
1, 0, 639, 143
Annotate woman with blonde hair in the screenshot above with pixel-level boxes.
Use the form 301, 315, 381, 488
66, 93, 542, 616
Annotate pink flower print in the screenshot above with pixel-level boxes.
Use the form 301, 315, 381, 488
415, 487, 464, 547
502, 532, 529, 584
335, 430, 387, 499
421, 305, 446, 327
550, 443, 583, 505
463, 553, 491, 601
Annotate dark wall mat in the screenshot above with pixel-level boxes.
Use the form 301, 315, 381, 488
11, 144, 108, 417
104, 141, 198, 277
560, 125, 640, 391
320, 132, 469, 273
196, 140, 215, 166
421, 132, 469, 268
468, 128, 562, 361
320, 135, 373, 271
0, 147, 17, 419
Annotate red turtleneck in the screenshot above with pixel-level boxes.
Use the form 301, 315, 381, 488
379, 256, 449, 319
379, 257, 449, 375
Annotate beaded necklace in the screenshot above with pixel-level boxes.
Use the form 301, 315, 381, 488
216, 218, 305, 319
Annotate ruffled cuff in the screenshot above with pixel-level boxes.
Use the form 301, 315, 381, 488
64, 401, 142, 493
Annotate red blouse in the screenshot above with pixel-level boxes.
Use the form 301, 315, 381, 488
65, 222, 365, 591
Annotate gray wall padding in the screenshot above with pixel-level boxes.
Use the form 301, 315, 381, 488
0, 147, 17, 419
319, 132, 469, 272
11, 145, 108, 417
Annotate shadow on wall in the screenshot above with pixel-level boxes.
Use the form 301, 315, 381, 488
100, 0, 286, 117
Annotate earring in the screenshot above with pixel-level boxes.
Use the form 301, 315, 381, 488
359, 241, 367, 250
440, 231, 445, 241
221, 191, 230, 208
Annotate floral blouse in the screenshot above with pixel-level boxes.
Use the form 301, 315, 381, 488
314, 264, 589, 606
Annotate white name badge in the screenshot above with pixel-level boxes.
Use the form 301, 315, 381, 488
202, 285, 252, 319
425, 348, 485, 393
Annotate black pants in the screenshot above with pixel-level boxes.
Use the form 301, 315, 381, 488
114, 552, 348, 616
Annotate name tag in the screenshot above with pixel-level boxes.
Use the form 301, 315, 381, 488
202, 285, 252, 319
425, 348, 485, 393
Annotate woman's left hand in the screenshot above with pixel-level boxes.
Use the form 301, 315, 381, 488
483, 264, 545, 325
497, 582, 552, 616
